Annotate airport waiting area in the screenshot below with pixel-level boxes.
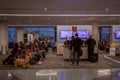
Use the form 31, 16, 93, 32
0, 26, 120, 80
1, 0, 120, 79
0, 42, 120, 80
0, 37, 120, 69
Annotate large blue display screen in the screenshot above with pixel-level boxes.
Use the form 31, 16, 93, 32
60, 30, 90, 39
60, 30, 72, 38
77, 30, 90, 39
115, 30, 120, 39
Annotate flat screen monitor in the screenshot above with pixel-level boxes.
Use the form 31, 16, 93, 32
60, 30, 72, 39
77, 30, 90, 39
115, 30, 120, 39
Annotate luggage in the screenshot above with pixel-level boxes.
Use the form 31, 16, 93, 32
7, 58, 15, 65
90, 53, 98, 62
2, 54, 15, 65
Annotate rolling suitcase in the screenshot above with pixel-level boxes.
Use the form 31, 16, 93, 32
90, 53, 98, 62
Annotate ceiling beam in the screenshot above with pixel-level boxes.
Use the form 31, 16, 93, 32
0, 14, 120, 16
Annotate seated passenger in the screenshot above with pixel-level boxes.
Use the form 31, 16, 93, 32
52, 42, 57, 52
98, 40, 105, 50
64, 37, 70, 47
2, 43, 20, 65
33, 46, 45, 61
105, 42, 110, 52
40, 41, 48, 52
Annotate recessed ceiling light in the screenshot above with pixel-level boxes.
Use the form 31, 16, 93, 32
89, 17, 92, 20
105, 8, 109, 11
109, 17, 115, 20
30, 20, 32, 23
44, 8, 47, 11
17, 22, 20, 25
109, 18, 112, 20
47, 17, 50, 20
65, 20, 68, 23
3, 17, 7, 20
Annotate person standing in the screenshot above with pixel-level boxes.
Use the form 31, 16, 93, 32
69, 36, 74, 61
72, 33, 83, 65
86, 35, 96, 61
64, 37, 70, 46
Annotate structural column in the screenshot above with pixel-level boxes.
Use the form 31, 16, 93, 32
17, 27, 25, 42
92, 23, 99, 43
0, 22, 8, 55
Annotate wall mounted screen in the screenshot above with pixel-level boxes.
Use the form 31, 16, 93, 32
77, 30, 90, 39
60, 30, 72, 39
115, 30, 120, 39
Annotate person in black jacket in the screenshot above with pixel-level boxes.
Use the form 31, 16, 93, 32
69, 36, 74, 61
72, 33, 83, 65
2, 43, 19, 65
86, 35, 96, 61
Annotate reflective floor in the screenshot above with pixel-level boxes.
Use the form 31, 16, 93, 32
1, 51, 120, 69
1, 69, 120, 80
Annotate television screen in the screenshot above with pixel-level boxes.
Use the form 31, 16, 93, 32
77, 30, 90, 39
115, 30, 120, 39
60, 30, 72, 38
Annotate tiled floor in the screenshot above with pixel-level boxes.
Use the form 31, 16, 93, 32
0, 49, 120, 80
106, 55, 120, 61
0, 69, 120, 80
0, 49, 120, 69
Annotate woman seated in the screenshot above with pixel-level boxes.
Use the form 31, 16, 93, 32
52, 42, 57, 52
2, 43, 20, 65
33, 46, 45, 62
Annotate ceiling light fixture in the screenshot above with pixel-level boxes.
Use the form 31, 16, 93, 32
30, 20, 32, 23
66, 20, 68, 23
17, 22, 20, 25
109, 17, 114, 20
44, 8, 47, 11
1, 14, 120, 16
3, 17, 7, 20
47, 17, 50, 20
89, 17, 92, 20
105, 8, 109, 11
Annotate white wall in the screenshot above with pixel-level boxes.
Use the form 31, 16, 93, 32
57, 25, 92, 43
92, 24, 99, 43
112, 25, 120, 43
0, 23, 8, 54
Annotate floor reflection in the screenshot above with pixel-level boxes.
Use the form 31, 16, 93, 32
0, 69, 120, 80
0, 70, 8, 80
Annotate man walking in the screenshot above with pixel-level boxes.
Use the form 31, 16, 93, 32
69, 36, 74, 61
72, 33, 83, 65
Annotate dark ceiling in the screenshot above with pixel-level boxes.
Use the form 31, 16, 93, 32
0, 0, 120, 25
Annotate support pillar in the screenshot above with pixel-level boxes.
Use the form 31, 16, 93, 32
0, 23, 8, 55
17, 27, 25, 42
92, 23, 99, 44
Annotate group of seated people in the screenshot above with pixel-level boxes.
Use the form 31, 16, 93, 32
52, 42, 57, 52
98, 40, 110, 52
2, 39, 49, 65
